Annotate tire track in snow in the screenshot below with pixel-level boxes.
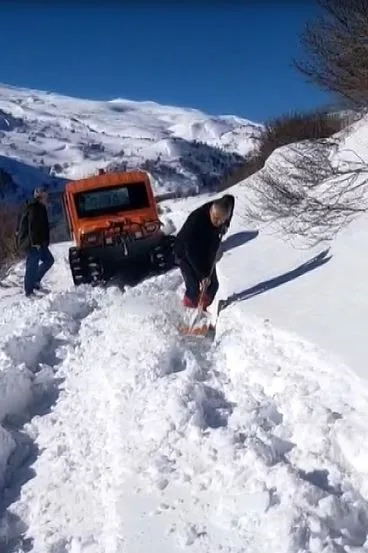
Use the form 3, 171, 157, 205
0, 286, 98, 553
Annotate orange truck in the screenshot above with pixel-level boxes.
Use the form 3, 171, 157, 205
63, 169, 176, 285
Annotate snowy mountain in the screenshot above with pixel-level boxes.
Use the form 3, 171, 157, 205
1, 107, 368, 552
0, 83, 262, 203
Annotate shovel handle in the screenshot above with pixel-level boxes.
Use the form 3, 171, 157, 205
188, 280, 209, 332
185, 242, 223, 334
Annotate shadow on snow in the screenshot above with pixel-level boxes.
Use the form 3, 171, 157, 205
220, 230, 259, 255
219, 248, 332, 313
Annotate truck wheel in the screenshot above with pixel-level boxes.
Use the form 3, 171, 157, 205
161, 235, 176, 269
69, 247, 86, 286
150, 236, 176, 272
85, 255, 103, 285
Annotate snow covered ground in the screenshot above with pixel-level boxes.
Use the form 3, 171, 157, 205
1, 194, 368, 551
1, 92, 368, 553
168, 189, 368, 381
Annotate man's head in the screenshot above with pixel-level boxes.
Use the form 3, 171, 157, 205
209, 196, 232, 227
34, 187, 48, 205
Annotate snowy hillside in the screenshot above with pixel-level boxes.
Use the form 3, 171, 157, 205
1, 110, 368, 552
0, 83, 262, 202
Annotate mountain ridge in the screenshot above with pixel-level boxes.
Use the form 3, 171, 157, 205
0, 83, 262, 203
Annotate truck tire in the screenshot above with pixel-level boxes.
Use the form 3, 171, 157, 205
150, 235, 176, 272
85, 255, 103, 286
69, 247, 86, 286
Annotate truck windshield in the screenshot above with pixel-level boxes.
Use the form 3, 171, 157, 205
74, 182, 150, 218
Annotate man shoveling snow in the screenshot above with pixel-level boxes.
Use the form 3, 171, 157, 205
174, 194, 234, 334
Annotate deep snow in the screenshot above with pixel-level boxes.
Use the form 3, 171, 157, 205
1, 191, 368, 551
1, 89, 368, 553
1, 251, 368, 553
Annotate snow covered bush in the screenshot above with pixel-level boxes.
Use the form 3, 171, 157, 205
243, 0, 368, 246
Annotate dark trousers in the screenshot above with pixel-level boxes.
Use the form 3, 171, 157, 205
179, 257, 219, 308
24, 246, 54, 295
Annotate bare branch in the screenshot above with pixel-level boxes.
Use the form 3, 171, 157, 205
294, 0, 368, 106
245, 139, 368, 247
221, 109, 348, 190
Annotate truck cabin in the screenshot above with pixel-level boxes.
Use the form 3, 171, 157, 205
63, 170, 161, 245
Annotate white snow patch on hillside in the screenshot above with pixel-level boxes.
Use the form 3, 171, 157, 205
0, 83, 262, 200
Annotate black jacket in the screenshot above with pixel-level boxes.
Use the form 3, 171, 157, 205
28, 199, 50, 247
174, 197, 234, 279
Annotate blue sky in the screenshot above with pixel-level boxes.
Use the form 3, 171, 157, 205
0, 2, 332, 123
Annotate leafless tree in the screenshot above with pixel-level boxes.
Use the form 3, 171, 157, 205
245, 138, 368, 247
293, 0, 368, 107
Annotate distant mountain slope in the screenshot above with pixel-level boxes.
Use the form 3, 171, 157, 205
0, 83, 263, 202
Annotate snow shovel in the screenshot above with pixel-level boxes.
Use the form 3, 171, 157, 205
179, 257, 218, 337
184, 282, 211, 336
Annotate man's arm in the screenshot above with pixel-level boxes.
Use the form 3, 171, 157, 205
180, 211, 210, 279
186, 241, 212, 279
28, 204, 43, 246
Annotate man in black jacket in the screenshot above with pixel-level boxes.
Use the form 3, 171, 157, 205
23, 187, 54, 297
174, 194, 234, 310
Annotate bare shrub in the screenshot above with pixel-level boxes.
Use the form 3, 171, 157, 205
294, 0, 368, 107
245, 138, 368, 246
219, 109, 347, 191
220, 153, 265, 190
0, 203, 20, 273
258, 109, 346, 159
